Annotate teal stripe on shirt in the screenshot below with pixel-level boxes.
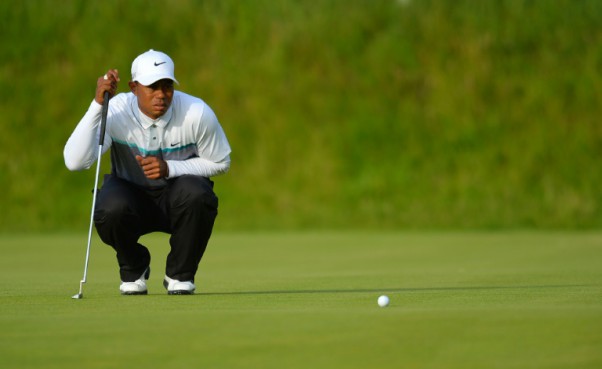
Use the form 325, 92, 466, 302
111, 138, 195, 156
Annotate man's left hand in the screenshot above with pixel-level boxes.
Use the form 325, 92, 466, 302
136, 155, 169, 179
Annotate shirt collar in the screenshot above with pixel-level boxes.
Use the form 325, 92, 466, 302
135, 103, 173, 129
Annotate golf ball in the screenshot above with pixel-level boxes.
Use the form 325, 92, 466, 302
378, 295, 390, 307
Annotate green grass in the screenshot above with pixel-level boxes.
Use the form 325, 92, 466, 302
0, 232, 601, 368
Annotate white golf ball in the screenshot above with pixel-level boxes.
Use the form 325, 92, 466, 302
377, 295, 390, 307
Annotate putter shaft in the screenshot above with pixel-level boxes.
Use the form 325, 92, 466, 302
72, 91, 109, 299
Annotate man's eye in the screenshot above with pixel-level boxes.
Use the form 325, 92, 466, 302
150, 81, 173, 90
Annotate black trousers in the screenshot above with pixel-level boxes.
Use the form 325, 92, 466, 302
93, 174, 218, 282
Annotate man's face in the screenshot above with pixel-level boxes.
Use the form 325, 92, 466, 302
129, 79, 174, 119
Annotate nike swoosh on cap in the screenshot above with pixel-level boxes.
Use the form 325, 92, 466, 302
154, 61, 166, 66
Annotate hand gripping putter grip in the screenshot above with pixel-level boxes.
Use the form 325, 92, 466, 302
72, 91, 110, 300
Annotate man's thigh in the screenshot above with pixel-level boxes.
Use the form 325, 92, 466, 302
95, 175, 169, 234
165, 175, 217, 210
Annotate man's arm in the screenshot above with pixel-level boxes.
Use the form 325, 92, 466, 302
162, 99, 231, 179
166, 155, 231, 178
64, 101, 107, 171
64, 70, 119, 171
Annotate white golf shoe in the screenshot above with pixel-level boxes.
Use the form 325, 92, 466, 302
163, 275, 195, 295
119, 267, 150, 295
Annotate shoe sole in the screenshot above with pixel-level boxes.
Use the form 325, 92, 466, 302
121, 290, 148, 295
167, 290, 194, 295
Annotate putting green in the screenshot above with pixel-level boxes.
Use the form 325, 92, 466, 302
1, 231, 601, 368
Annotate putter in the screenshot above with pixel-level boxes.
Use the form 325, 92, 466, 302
72, 90, 110, 300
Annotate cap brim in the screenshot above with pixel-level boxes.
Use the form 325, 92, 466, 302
135, 74, 179, 86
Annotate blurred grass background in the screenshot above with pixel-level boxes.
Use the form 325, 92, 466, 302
1, 0, 602, 231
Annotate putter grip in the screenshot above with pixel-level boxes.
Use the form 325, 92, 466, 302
99, 91, 110, 145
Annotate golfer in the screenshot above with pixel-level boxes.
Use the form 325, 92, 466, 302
64, 49, 231, 295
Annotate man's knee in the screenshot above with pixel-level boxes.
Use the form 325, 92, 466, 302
169, 176, 218, 210
94, 187, 133, 223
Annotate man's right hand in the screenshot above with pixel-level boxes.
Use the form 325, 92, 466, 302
95, 69, 120, 104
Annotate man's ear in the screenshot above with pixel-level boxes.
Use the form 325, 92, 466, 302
128, 81, 137, 95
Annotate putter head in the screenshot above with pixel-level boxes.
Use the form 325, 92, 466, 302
72, 280, 85, 300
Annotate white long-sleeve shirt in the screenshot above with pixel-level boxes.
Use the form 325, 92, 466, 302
64, 91, 231, 188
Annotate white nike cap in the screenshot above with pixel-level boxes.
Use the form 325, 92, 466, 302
131, 49, 179, 86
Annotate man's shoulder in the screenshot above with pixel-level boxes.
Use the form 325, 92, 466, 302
173, 91, 211, 113
172, 91, 218, 128
109, 92, 135, 110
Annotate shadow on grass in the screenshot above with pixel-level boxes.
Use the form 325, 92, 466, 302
203, 284, 594, 296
